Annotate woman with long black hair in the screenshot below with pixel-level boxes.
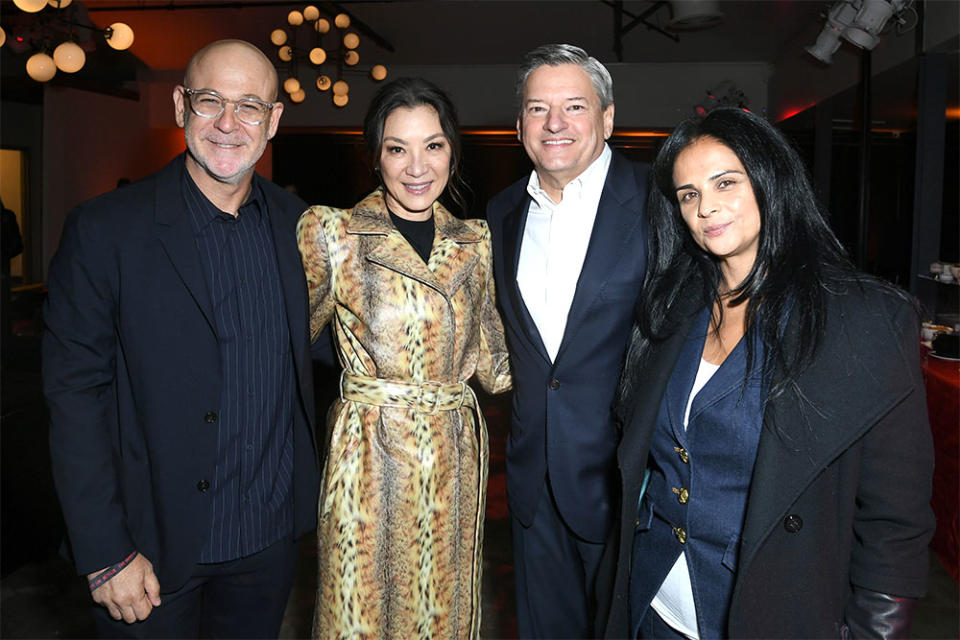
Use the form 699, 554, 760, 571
604, 108, 934, 639
298, 78, 511, 638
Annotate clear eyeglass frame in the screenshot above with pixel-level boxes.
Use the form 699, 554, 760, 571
181, 87, 276, 126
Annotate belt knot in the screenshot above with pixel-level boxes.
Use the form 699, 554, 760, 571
339, 372, 475, 415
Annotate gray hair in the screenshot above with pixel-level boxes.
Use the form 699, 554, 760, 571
515, 44, 614, 112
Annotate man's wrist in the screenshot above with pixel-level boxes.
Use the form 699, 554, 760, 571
87, 551, 138, 591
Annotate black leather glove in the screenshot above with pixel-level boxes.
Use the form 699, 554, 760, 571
843, 586, 917, 639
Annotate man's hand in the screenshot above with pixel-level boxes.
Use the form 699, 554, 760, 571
87, 554, 162, 623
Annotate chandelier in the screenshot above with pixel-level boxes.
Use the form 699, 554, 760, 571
4, 0, 134, 83
270, 5, 387, 108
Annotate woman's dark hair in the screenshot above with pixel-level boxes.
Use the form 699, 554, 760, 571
617, 107, 862, 418
363, 77, 468, 214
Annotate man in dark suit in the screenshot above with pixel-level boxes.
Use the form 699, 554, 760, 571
43, 40, 319, 638
485, 44, 649, 638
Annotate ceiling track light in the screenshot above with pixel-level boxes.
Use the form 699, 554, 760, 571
806, 0, 911, 65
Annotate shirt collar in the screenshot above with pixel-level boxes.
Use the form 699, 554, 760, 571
182, 159, 266, 231
526, 143, 612, 211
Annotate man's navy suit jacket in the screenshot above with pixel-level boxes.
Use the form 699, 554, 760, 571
43, 157, 320, 592
486, 151, 649, 543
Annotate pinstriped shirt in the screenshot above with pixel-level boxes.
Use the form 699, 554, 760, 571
182, 167, 295, 562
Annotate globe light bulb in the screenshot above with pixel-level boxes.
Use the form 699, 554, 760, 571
26, 52, 56, 82
0, 27, 6, 48
283, 77, 301, 94
278, 45, 293, 62
371, 64, 387, 81
309, 47, 326, 65
316, 75, 331, 91
270, 29, 287, 46
344, 50, 359, 66
14, 0, 46, 13
334, 13, 350, 28
332, 80, 349, 96
290, 88, 306, 103
303, 5, 320, 21
48, 0, 73, 8
105, 22, 134, 50
288, 10, 303, 26
315, 18, 330, 34
53, 40, 85, 73
333, 93, 349, 107
343, 32, 359, 49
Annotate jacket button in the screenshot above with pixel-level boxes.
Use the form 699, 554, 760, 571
783, 514, 803, 533
204, 412, 218, 424
672, 526, 687, 544
197, 480, 210, 493
674, 446, 689, 464
549, 379, 560, 390
672, 487, 689, 504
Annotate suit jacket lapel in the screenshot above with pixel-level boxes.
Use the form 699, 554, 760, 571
154, 157, 216, 334
502, 194, 551, 363
260, 175, 311, 386
618, 287, 702, 484
554, 153, 646, 363
663, 308, 710, 444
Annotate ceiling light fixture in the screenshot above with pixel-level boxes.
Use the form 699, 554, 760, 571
7, 0, 134, 82
666, 0, 725, 31
270, 4, 387, 108
806, 0, 913, 64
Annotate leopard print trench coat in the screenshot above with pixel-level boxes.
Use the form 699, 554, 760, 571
297, 190, 512, 639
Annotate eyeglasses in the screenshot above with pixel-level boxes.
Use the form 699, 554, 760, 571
181, 88, 276, 126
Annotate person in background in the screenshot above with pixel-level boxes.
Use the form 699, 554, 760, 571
604, 107, 934, 639
297, 77, 511, 639
1, 198, 23, 355
485, 43, 650, 638
43, 40, 319, 638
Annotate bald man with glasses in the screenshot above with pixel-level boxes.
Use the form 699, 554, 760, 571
44, 40, 321, 638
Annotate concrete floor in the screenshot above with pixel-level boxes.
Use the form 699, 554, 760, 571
2, 330, 957, 639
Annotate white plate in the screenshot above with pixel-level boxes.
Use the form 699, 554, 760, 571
929, 351, 960, 362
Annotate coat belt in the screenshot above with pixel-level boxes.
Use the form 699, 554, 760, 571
339, 372, 477, 414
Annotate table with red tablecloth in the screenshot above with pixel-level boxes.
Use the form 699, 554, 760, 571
922, 348, 959, 582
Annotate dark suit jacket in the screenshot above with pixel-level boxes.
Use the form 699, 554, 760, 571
486, 151, 649, 543
43, 156, 320, 593
604, 278, 935, 638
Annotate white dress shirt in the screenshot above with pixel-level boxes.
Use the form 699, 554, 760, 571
517, 144, 612, 361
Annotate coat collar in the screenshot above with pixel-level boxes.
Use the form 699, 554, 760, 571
347, 189, 482, 298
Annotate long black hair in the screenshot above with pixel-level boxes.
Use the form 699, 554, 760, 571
616, 108, 861, 419
362, 77, 469, 214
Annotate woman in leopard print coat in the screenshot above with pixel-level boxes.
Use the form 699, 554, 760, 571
297, 79, 511, 639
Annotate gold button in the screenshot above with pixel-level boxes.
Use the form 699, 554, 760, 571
672, 487, 689, 504
672, 526, 687, 544
674, 446, 689, 464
